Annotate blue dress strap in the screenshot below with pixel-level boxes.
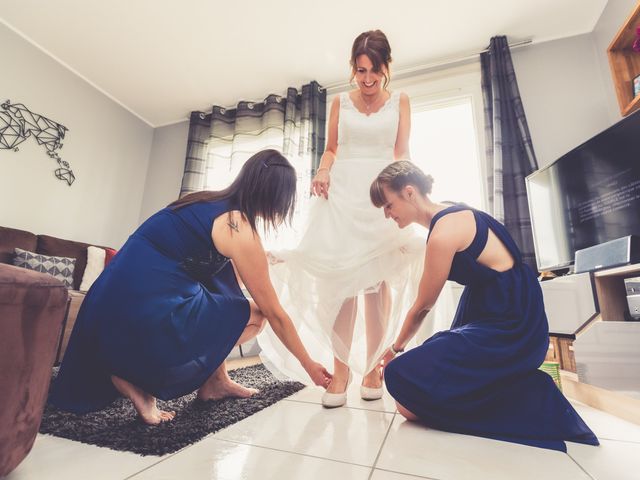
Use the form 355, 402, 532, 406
429, 204, 487, 259
428, 204, 468, 234
429, 204, 523, 264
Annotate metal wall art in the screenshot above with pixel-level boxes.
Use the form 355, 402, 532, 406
0, 99, 75, 185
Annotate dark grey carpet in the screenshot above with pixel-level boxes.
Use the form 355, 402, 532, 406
40, 364, 304, 456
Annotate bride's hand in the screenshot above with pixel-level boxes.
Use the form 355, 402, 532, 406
311, 169, 330, 199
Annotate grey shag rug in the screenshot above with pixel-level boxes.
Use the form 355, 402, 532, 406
40, 364, 304, 456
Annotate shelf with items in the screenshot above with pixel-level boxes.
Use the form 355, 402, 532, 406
593, 263, 640, 320
608, 2, 640, 116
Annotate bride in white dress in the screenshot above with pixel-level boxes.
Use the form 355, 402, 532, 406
259, 30, 450, 406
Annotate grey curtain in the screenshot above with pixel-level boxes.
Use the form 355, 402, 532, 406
481, 36, 539, 270
179, 81, 326, 198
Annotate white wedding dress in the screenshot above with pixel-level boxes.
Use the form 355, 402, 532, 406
258, 91, 453, 382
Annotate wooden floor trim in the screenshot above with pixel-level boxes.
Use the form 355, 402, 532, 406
561, 370, 640, 426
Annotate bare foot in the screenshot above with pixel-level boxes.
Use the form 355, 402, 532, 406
362, 365, 383, 389
111, 375, 176, 425
197, 378, 258, 401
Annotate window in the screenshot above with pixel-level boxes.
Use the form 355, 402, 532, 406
410, 97, 484, 209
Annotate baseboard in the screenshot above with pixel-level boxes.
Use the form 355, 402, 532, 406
561, 370, 640, 426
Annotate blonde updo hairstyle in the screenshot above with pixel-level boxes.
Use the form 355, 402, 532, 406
370, 160, 434, 208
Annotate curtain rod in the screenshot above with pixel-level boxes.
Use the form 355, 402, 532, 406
324, 38, 533, 94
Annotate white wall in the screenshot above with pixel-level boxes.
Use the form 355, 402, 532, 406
138, 120, 189, 222
0, 23, 153, 248
511, 34, 612, 168
511, 0, 639, 169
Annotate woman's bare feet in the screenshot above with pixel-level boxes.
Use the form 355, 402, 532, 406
111, 375, 176, 425
197, 362, 258, 401
197, 379, 258, 401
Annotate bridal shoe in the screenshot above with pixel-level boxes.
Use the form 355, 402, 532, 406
360, 384, 383, 401
322, 371, 352, 408
361, 366, 384, 400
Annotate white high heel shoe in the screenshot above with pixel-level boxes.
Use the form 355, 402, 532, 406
360, 366, 384, 401
360, 384, 383, 401
322, 371, 353, 408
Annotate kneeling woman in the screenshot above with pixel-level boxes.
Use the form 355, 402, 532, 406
50, 150, 331, 424
369, 161, 598, 452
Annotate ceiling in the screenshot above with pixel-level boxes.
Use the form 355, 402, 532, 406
0, 0, 609, 127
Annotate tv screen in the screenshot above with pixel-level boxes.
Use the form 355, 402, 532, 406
526, 110, 640, 272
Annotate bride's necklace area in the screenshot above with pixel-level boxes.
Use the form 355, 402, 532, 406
359, 90, 384, 113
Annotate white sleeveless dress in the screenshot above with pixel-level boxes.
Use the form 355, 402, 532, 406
258, 91, 452, 381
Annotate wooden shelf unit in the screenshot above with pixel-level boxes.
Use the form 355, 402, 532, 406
546, 335, 577, 373
593, 262, 640, 320
607, 2, 640, 116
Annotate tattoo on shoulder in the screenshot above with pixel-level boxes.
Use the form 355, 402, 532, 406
227, 214, 240, 233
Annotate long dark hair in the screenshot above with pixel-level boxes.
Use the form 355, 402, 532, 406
168, 149, 297, 232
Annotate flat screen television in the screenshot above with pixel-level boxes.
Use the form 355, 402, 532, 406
525, 110, 640, 272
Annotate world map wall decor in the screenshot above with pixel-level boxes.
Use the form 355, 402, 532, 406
0, 99, 75, 185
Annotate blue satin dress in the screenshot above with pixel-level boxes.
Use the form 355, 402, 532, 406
384, 205, 599, 451
50, 199, 250, 413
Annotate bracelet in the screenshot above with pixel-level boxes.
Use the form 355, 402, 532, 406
390, 343, 404, 355
316, 167, 330, 173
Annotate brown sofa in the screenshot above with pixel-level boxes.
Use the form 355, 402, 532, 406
0, 263, 68, 476
0, 226, 113, 364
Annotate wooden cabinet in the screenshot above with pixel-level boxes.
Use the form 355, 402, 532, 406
546, 336, 577, 373
593, 263, 640, 321
608, 2, 640, 116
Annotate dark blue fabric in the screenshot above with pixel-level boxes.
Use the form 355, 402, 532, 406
385, 205, 599, 451
50, 200, 250, 413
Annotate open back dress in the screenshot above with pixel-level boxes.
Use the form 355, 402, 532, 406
385, 204, 599, 452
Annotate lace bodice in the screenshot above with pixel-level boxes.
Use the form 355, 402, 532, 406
337, 91, 400, 160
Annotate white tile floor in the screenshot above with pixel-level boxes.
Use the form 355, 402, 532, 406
6, 367, 640, 480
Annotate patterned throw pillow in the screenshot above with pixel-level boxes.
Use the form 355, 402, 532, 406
13, 247, 76, 288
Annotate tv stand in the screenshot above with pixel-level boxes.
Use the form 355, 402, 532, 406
548, 262, 640, 425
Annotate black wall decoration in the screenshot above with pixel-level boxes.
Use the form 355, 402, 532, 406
0, 100, 75, 185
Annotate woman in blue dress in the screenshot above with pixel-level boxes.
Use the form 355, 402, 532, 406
50, 149, 332, 424
369, 161, 599, 451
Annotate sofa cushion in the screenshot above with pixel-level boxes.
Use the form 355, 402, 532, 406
0, 226, 37, 265
37, 235, 92, 290
13, 248, 76, 289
